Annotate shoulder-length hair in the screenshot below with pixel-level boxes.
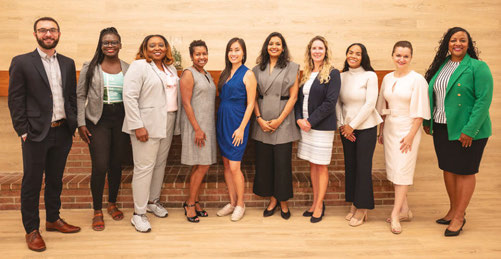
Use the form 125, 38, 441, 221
135, 34, 174, 66
301, 35, 334, 85
342, 43, 375, 72
424, 27, 479, 82
85, 27, 121, 90
256, 32, 291, 71
217, 37, 247, 91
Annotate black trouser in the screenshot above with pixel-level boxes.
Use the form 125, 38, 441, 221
340, 126, 377, 209
21, 125, 72, 233
86, 103, 128, 210
253, 140, 293, 201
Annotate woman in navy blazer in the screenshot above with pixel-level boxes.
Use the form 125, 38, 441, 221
294, 36, 340, 223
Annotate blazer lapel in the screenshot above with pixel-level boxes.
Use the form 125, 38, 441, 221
96, 64, 104, 98
262, 64, 284, 95
446, 54, 471, 96
31, 50, 50, 89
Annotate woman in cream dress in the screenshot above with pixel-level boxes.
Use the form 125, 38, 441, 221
376, 41, 430, 234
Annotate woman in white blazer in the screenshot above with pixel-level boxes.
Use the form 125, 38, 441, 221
336, 43, 382, 227
122, 34, 180, 233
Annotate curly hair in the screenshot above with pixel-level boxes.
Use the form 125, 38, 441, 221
256, 32, 291, 71
342, 43, 375, 72
424, 27, 479, 82
135, 34, 174, 66
301, 35, 334, 85
189, 40, 208, 57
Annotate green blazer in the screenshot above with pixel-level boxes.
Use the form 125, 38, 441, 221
424, 54, 493, 140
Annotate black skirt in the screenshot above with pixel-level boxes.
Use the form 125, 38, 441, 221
433, 123, 488, 175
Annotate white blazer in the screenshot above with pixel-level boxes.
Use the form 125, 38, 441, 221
122, 59, 180, 138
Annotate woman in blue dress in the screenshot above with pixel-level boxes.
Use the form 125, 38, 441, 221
216, 38, 257, 221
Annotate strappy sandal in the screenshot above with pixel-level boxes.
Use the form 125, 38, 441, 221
195, 201, 208, 217
92, 212, 105, 231
107, 204, 124, 221
183, 202, 200, 223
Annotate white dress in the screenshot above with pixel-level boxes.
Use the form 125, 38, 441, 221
376, 71, 430, 185
298, 72, 335, 165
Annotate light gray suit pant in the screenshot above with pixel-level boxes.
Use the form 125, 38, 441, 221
130, 112, 176, 214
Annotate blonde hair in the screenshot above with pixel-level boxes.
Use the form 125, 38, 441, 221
301, 35, 334, 85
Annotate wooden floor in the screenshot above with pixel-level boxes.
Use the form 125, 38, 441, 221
0, 97, 500, 258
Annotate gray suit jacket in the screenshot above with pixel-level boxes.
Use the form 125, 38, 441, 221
122, 59, 180, 138
76, 60, 129, 127
251, 62, 300, 144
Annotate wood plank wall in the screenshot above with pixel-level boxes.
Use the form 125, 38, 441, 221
0, 0, 500, 100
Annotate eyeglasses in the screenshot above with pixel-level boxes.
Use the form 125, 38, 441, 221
37, 28, 59, 34
102, 41, 120, 47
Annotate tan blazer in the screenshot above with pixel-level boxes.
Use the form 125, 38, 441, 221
76, 60, 129, 127
122, 59, 180, 138
251, 62, 300, 144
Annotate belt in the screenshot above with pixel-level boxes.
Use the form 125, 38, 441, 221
258, 94, 289, 100
381, 109, 410, 116
51, 119, 66, 127
103, 102, 123, 106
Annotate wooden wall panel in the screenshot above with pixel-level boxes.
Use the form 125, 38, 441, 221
0, 0, 500, 101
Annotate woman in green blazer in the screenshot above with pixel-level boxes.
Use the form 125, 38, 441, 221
423, 27, 493, 237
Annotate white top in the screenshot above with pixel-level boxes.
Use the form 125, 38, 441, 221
37, 47, 65, 122
336, 66, 382, 129
433, 60, 460, 123
302, 72, 318, 119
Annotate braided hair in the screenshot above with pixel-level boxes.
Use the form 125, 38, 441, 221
85, 27, 121, 89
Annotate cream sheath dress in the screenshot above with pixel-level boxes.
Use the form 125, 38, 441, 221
376, 71, 430, 185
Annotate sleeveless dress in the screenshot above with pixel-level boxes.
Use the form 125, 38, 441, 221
217, 65, 250, 161
180, 67, 217, 165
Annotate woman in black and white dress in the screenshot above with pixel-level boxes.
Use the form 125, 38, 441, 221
294, 36, 340, 223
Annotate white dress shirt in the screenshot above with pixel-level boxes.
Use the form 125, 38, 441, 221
37, 47, 66, 122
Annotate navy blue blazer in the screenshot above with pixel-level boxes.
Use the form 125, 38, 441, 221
295, 69, 340, 131
8, 49, 77, 141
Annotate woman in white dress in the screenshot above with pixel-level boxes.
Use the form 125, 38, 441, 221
294, 36, 341, 223
376, 41, 430, 234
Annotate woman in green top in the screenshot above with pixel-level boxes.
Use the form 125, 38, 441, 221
76, 27, 130, 231
423, 27, 493, 237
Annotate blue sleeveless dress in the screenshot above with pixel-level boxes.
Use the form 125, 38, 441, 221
217, 65, 250, 161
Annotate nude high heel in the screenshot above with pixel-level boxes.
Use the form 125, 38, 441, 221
349, 211, 368, 227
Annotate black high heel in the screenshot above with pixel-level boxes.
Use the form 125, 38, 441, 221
183, 202, 200, 223
194, 201, 208, 217
310, 202, 325, 223
303, 210, 313, 217
444, 219, 466, 237
437, 212, 465, 225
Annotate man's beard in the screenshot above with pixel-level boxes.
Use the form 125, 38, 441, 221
37, 36, 59, 50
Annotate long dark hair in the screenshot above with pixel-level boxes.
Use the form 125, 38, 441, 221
135, 34, 174, 66
218, 37, 247, 91
424, 27, 479, 82
256, 32, 291, 71
85, 27, 121, 90
342, 43, 374, 72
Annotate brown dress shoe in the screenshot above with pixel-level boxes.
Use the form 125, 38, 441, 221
25, 230, 46, 252
46, 218, 81, 233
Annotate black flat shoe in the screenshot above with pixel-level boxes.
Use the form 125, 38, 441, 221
436, 218, 451, 225
195, 201, 208, 217
263, 203, 278, 217
303, 210, 313, 217
183, 202, 200, 223
281, 209, 291, 220
444, 219, 466, 237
